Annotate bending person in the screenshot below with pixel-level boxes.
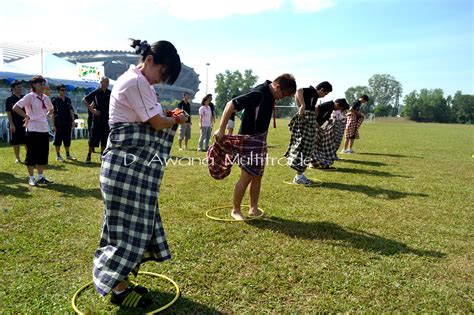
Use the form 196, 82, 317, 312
92, 38, 186, 309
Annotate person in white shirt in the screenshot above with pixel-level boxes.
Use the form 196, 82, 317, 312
13, 76, 54, 186
197, 95, 213, 151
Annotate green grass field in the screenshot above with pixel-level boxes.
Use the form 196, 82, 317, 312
1, 118, 473, 313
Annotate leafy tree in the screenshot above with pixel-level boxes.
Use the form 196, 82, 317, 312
214, 69, 258, 115
451, 91, 474, 124
368, 74, 403, 116
402, 89, 453, 122
345, 85, 374, 114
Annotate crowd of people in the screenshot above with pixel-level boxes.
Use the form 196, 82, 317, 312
3, 37, 369, 310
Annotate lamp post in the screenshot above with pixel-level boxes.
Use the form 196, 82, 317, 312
205, 62, 210, 95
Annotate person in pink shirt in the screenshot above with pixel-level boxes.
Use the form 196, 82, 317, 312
13, 75, 54, 186
92, 38, 187, 310
197, 95, 213, 151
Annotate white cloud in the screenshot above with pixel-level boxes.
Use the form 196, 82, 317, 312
151, 0, 283, 20
292, 0, 336, 13
150, 0, 335, 20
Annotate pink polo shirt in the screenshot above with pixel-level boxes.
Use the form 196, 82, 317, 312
14, 92, 53, 132
109, 65, 163, 124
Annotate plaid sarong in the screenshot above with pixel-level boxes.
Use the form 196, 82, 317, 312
345, 113, 364, 139
93, 122, 177, 296
207, 132, 268, 179
284, 111, 318, 172
311, 117, 346, 167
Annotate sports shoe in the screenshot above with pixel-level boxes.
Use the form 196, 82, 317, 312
56, 156, 64, 162
85, 156, 91, 164
28, 178, 38, 186
341, 149, 349, 153
110, 287, 153, 308
15, 159, 21, 164
293, 176, 313, 186
348, 149, 355, 153
37, 177, 54, 184
66, 155, 77, 161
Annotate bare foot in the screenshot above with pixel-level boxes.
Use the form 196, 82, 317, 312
231, 210, 245, 221
248, 207, 263, 216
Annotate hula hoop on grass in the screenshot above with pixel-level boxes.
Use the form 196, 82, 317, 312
71, 271, 180, 314
205, 205, 265, 222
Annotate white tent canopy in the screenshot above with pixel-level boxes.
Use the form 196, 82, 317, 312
1, 53, 113, 89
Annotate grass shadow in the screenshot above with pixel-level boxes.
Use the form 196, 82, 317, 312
323, 167, 413, 178
357, 152, 423, 159
115, 292, 221, 314
248, 217, 445, 258
37, 182, 102, 199
0, 172, 32, 199
321, 181, 427, 199
336, 159, 388, 167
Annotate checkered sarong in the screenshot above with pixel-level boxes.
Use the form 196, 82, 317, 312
207, 132, 268, 179
311, 117, 346, 167
284, 111, 318, 172
345, 113, 364, 139
93, 122, 177, 296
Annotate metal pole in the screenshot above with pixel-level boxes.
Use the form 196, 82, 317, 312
205, 62, 210, 94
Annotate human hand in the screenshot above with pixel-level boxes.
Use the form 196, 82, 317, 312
214, 129, 225, 142
298, 108, 305, 117
23, 116, 30, 127
10, 125, 16, 133
93, 109, 101, 116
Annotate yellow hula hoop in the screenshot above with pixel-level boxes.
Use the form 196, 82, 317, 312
205, 205, 265, 222
283, 178, 323, 187
71, 271, 180, 314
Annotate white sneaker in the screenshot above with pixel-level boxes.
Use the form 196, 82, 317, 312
348, 149, 355, 153
56, 156, 64, 162
341, 149, 349, 153
28, 178, 38, 186
293, 176, 313, 186
66, 155, 77, 160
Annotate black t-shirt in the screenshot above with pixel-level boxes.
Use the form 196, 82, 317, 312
316, 101, 335, 125
52, 96, 74, 128
177, 100, 191, 123
351, 100, 362, 112
5, 94, 24, 127
233, 80, 275, 135
302, 86, 319, 111
229, 112, 236, 121
85, 88, 111, 124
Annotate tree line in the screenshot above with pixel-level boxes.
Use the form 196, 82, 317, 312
213, 70, 473, 124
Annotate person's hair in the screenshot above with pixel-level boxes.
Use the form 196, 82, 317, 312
183, 92, 189, 97
273, 74, 296, 96
30, 75, 45, 92
316, 81, 333, 92
360, 94, 369, 101
206, 94, 212, 98
130, 38, 181, 85
335, 98, 349, 110
10, 80, 21, 90
57, 84, 66, 91
202, 96, 210, 105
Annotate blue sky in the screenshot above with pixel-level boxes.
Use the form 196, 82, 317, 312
1, 0, 472, 101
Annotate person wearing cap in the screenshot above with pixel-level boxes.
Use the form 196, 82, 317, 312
83, 76, 111, 164
310, 98, 350, 168
12, 75, 54, 186
52, 84, 76, 161
341, 94, 370, 153
177, 92, 192, 150
5, 80, 25, 163
284, 81, 332, 185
